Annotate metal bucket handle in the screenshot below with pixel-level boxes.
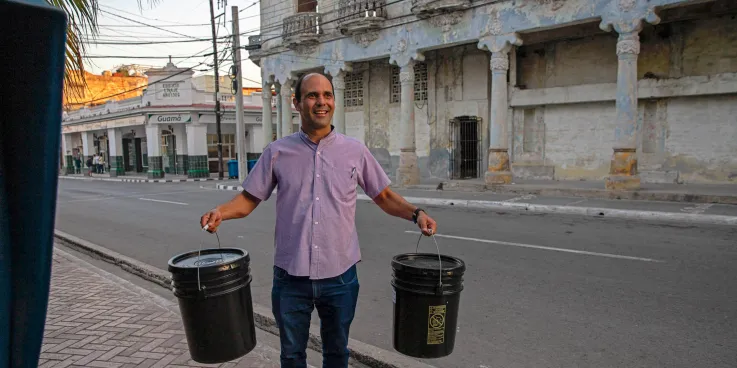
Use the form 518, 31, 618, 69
414, 230, 443, 293
197, 224, 225, 294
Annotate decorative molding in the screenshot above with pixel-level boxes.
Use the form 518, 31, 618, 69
399, 71, 414, 84
294, 44, 317, 55
396, 38, 408, 54
332, 74, 346, 89
618, 0, 636, 11
478, 32, 523, 54
617, 37, 641, 55
353, 32, 379, 48
490, 53, 509, 71
428, 12, 463, 33
486, 8, 503, 36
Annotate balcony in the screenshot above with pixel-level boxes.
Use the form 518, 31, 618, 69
282, 12, 323, 48
411, 0, 471, 17
337, 0, 387, 35
244, 35, 261, 51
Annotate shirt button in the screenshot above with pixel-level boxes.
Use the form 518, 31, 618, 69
316, 174, 320, 178
314, 245, 318, 249
316, 197, 320, 200
314, 221, 319, 225
317, 152, 321, 155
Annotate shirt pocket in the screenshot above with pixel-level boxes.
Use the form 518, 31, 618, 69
329, 163, 358, 201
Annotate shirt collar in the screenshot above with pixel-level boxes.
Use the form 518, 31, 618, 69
299, 125, 337, 148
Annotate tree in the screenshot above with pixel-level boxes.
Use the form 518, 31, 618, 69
46, 0, 158, 99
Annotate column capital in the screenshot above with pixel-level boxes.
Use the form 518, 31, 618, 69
331, 73, 346, 90
600, 1, 660, 35
389, 50, 424, 69
616, 32, 641, 56
399, 62, 415, 84
490, 52, 510, 72
478, 32, 522, 54
324, 62, 352, 79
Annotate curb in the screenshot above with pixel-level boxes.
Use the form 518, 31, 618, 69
213, 185, 737, 226
53, 230, 437, 368
425, 182, 737, 205
59, 176, 229, 184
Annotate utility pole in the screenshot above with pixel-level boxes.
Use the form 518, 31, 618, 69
209, 0, 224, 179
231, 5, 247, 182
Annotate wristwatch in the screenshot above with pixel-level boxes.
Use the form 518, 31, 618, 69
412, 208, 425, 224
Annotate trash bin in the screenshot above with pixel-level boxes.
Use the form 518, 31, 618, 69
227, 160, 238, 179
391, 249, 465, 359
168, 248, 257, 363
247, 159, 257, 173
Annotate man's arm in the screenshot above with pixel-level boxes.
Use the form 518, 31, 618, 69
200, 190, 261, 232
372, 187, 437, 236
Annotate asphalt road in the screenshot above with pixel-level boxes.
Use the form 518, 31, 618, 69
55, 179, 737, 368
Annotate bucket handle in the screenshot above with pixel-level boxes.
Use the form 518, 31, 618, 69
414, 230, 443, 292
197, 225, 225, 293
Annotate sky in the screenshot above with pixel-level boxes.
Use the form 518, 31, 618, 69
85, 0, 263, 87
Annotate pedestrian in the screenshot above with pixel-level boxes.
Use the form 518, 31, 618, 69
98, 153, 105, 174
85, 155, 93, 176
200, 72, 437, 368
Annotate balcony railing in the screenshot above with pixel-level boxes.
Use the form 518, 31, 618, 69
337, 0, 387, 35
282, 12, 322, 47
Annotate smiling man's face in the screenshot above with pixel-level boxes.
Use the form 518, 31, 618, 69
294, 73, 335, 130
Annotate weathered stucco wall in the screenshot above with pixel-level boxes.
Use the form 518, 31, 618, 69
512, 12, 737, 183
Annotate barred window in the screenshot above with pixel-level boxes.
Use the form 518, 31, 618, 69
414, 62, 428, 102
390, 63, 428, 103
344, 72, 364, 107
391, 66, 401, 103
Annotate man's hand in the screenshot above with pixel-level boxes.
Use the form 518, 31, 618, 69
200, 208, 223, 233
417, 211, 437, 236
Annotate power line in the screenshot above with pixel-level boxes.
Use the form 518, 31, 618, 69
99, 9, 201, 40
83, 54, 214, 59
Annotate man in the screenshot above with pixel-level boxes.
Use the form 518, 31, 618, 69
200, 72, 437, 368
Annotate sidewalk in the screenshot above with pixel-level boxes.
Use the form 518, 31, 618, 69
428, 178, 737, 204
60, 173, 229, 184
41, 248, 304, 368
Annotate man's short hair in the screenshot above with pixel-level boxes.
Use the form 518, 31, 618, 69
294, 72, 334, 102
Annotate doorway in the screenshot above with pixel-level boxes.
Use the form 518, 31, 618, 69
449, 116, 482, 179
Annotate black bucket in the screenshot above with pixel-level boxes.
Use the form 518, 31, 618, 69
168, 248, 257, 364
391, 247, 465, 359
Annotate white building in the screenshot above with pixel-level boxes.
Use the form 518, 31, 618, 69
61, 62, 298, 178
248, 0, 737, 189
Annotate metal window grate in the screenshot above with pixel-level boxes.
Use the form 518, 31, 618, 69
390, 66, 400, 103
344, 71, 364, 107
449, 116, 482, 180
390, 63, 427, 103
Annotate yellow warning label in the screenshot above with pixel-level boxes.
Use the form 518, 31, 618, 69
427, 305, 446, 345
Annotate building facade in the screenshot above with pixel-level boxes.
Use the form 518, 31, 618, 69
247, 0, 737, 189
61, 62, 299, 178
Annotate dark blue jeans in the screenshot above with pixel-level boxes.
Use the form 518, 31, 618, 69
272, 264, 359, 368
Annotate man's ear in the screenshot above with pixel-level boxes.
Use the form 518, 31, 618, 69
293, 97, 300, 111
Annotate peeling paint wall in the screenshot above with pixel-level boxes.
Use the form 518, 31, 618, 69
513, 12, 737, 183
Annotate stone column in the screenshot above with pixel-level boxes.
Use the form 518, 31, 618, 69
262, 83, 274, 148
396, 61, 421, 186
174, 124, 188, 176
605, 30, 642, 190
186, 124, 208, 178
325, 68, 347, 134
145, 124, 164, 179
81, 132, 94, 175
275, 84, 282, 139
280, 80, 293, 137
107, 128, 125, 177
62, 134, 74, 174
478, 33, 522, 185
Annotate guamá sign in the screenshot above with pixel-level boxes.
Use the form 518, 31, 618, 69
148, 114, 191, 123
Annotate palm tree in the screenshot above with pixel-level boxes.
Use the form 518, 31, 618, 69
47, 0, 157, 99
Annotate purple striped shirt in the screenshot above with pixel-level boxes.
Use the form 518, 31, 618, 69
242, 128, 391, 279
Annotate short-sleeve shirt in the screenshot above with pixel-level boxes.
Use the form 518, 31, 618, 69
242, 127, 391, 279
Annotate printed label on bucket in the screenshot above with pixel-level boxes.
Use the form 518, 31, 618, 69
427, 305, 446, 345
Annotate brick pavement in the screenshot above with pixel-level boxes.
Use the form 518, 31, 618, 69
40, 248, 297, 368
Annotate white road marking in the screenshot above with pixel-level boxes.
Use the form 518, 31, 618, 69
60, 196, 115, 203
405, 231, 664, 263
680, 203, 713, 215
138, 198, 189, 206
566, 198, 588, 205
503, 194, 537, 202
